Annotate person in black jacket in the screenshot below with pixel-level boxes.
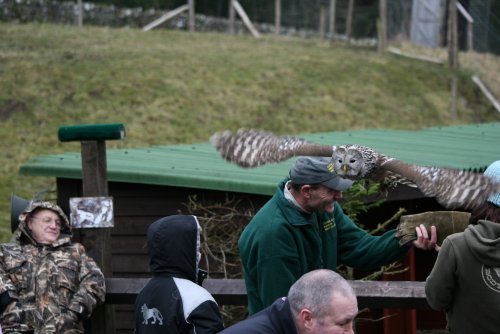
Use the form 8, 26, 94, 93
134, 215, 224, 334
219, 269, 357, 334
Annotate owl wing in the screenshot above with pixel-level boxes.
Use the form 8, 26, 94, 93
210, 128, 500, 210
382, 159, 500, 210
210, 128, 334, 167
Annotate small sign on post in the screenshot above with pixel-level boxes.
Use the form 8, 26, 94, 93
70, 196, 114, 228
58, 123, 125, 334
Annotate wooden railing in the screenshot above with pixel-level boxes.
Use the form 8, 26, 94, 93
105, 277, 430, 309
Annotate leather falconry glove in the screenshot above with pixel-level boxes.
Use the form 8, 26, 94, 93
395, 211, 471, 246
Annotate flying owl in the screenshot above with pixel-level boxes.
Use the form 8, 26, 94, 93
210, 128, 500, 210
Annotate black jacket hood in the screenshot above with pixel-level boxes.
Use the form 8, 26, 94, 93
147, 214, 200, 282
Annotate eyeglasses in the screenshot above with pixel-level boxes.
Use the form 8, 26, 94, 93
31, 216, 62, 228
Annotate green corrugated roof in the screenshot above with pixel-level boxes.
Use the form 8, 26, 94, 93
19, 122, 500, 196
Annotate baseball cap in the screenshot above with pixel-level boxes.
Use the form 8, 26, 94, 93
484, 160, 500, 206
290, 156, 354, 191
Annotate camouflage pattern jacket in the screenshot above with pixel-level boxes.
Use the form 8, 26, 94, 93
0, 203, 106, 333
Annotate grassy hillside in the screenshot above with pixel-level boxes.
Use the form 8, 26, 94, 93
1, 22, 499, 242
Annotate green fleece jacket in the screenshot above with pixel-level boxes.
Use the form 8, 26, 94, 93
238, 178, 410, 315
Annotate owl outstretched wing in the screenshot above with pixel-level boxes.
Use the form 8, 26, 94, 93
210, 128, 500, 210
210, 128, 334, 167
382, 159, 500, 210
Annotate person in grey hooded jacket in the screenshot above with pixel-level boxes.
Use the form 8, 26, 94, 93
134, 214, 224, 334
425, 160, 500, 334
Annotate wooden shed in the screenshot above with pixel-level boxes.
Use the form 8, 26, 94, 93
19, 122, 500, 333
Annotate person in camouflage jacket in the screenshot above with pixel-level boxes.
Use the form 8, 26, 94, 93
0, 201, 106, 333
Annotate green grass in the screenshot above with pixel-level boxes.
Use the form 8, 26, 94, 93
0, 22, 499, 242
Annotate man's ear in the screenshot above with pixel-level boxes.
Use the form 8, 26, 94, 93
299, 308, 314, 330
300, 185, 312, 198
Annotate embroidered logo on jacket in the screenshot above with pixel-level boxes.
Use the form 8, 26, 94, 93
141, 304, 164, 325
482, 266, 500, 293
323, 218, 336, 231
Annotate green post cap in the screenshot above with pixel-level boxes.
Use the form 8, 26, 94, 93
58, 123, 126, 142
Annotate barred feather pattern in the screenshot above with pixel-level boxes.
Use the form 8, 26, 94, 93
210, 128, 500, 210
210, 128, 316, 167
411, 165, 500, 210
383, 160, 500, 209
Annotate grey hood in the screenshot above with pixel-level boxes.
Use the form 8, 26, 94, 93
464, 219, 500, 267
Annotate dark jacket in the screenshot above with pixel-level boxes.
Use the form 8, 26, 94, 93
239, 178, 410, 314
0, 201, 105, 334
134, 215, 224, 334
425, 219, 500, 333
219, 297, 297, 334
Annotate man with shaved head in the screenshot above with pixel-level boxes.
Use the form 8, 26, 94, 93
220, 269, 358, 334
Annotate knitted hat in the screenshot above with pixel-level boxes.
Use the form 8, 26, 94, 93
290, 156, 354, 191
484, 160, 500, 206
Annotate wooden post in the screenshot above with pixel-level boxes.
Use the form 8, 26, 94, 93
80, 141, 114, 334
328, 0, 336, 40
76, 0, 82, 27
319, 2, 327, 41
448, 0, 458, 120
275, 0, 281, 35
378, 0, 387, 53
346, 0, 354, 40
188, 0, 195, 32
228, 0, 235, 35
57, 123, 125, 334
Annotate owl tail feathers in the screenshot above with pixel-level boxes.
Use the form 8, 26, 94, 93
395, 211, 471, 246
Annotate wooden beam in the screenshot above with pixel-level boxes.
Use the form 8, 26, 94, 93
472, 76, 500, 113
387, 47, 444, 64
232, 0, 261, 38
142, 4, 189, 32
104, 278, 430, 309
457, 2, 474, 51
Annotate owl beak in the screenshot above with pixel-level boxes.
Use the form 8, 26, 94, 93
343, 164, 347, 175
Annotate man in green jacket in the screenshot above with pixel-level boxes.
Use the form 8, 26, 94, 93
239, 156, 438, 315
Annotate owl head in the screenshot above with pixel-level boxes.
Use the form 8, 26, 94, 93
332, 144, 379, 179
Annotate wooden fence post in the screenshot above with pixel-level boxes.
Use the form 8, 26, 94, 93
319, 2, 327, 41
188, 0, 195, 32
378, 0, 387, 53
275, 0, 281, 35
228, 0, 235, 34
76, 0, 83, 27
448, 0, 458, 120
346, 0, 354, 40
58, 123, 126, 334
328, 0, 336, 40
